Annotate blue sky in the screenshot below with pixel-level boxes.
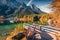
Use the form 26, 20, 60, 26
24, 0, 53, 13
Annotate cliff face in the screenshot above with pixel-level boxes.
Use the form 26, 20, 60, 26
0, 0, 44, 18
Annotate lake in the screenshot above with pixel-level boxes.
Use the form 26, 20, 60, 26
0, 23, 20, 36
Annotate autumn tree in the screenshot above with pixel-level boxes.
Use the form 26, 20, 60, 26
51, 0, 60, 27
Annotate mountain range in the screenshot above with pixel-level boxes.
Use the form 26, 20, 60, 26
0, 0, 45, 18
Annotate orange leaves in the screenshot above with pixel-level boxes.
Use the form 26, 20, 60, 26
52, 0, 60, 7
19, 15, 34, 22
55, 18, 60, 27
50, 13, 60, 27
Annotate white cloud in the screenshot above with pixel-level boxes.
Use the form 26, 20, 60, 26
39, 4, 52, 13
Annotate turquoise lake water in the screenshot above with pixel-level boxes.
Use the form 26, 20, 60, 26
0, 23, 19, 36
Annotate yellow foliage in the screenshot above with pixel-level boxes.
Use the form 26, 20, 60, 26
6, 24, 26, 40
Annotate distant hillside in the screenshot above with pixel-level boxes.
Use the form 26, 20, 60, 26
0, 0, 45, 18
